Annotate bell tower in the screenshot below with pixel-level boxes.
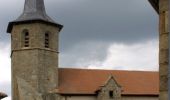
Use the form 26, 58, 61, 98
7, 0, 63, 99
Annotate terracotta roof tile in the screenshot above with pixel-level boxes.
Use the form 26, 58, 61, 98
58, 68, 159, 95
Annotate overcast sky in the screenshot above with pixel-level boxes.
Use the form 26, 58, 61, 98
0, 0, 158, 100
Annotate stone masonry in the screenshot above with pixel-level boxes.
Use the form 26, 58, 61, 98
11, 22, 60, 100
159, 0, 169, 99
97, 76, 122, 100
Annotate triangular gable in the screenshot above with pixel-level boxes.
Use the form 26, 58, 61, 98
96, 75, 122, 100
103, 75, 121, 88
96, 75, 121, 93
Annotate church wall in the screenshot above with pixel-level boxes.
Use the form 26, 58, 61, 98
59, 95, 158, 100
11, 23, 60, 99
159, 0, 169, 99
122, 96, 158, 100
11, 23, 59, 50
60, 95, 96, 100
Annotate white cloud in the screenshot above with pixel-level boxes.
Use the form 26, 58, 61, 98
87, 40, 159, 71
0, 40, 158, 100
60, 39, 158, 71
0, 43, 11, 99
0, 43, 11, 81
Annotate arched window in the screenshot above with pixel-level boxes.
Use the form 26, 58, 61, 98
45, 32, 49, 48
22, 30, 29, 47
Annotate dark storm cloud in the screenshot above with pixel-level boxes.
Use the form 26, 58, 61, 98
45, 0, 158, 51
0, 0, 24, 43
0, 0, 158, 67
0, 0, 158, 50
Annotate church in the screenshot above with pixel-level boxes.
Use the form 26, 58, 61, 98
6, 0, 166, 100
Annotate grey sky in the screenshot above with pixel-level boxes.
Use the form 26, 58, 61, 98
49, 0, 158, 51
1, 0, 158, 44
0, 1, 159, 99
0, 0, 158, 67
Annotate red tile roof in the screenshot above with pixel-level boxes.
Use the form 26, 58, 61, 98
58, 68, 159, 96
0, 92, 7, 99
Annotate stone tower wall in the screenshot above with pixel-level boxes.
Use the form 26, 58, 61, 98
159, 0, 169, 99
11, 23, 59, 100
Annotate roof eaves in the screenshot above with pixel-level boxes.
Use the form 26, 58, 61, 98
7, 19, 63, 33
148, 0, 159, 14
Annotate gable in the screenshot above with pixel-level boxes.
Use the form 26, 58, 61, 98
58, 68, 159, 96
98, 75, 121, 91
96, 76, 122, 100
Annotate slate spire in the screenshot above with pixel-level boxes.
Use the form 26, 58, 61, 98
7, 0, 63, 33
24, 0, 46, 14
18, 0, 52, 22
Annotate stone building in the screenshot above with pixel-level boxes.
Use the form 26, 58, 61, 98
0, 92, 7, 100
7, 0, 161, 100
149, 0, 169, 100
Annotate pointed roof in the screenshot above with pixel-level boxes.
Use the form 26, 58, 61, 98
101, 75, 121, 87
95, 75, 121, 93
16, 0, 56, 23
7, 0, 63, 33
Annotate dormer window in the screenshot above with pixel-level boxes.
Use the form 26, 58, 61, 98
23, 30, 29, 47
45, 32, 49, 48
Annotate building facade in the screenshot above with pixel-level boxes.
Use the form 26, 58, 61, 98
149, 0, 169, 100
7, 0, 161, 100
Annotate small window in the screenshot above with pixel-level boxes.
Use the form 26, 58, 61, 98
24, 31, 29, 47
109, 91, 114, 98
45, 33, 49, 48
